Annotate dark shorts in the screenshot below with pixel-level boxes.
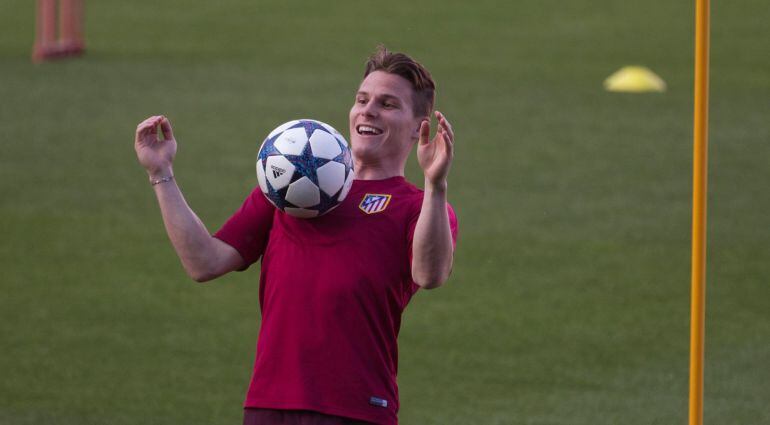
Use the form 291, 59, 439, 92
243, 408, 377, 425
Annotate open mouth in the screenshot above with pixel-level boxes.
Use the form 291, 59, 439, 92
356, 125, 383, 136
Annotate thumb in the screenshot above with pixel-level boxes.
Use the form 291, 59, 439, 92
160, 116, 175, 141
418, 120, 430, 145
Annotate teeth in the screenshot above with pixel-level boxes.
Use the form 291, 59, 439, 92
357, 125, 382, 135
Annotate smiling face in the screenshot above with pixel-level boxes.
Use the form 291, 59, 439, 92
349, 71, 426, 177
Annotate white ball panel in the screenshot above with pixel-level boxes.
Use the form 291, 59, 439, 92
316, 161, 345, 197
265, 156, 296, 190
285, 176, 321, 208
308, 130, 342, 160
284, 207, 319, 219
338, 169, 355, 201
267, 120, 300, 139
314, 121, 348, 148
256, 158, 268, 193
273, 128, 308, 156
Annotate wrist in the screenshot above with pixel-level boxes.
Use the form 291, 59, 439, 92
150, 175, 174, 186
147, 166, 173, 181
424, 178, 448, 195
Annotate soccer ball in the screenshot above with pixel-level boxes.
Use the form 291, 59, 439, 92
256, 119, 355, 218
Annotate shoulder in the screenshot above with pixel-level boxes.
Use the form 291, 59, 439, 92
396, 178, 457, 213
385, 177, 424, 211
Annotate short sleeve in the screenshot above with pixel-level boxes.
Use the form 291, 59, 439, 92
213, 188, 275, 269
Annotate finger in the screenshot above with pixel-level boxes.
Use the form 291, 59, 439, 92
439, 120, 453, 143
440, 117, 453, 136
136, 116, 161, 135
418, 120, 430, 145
136, 122, 156, 142
137, 115, 161, 130
160, 116, 174, 141
435, 111, 454, 141
136, 116, 155, 129
444, 128, 454, 156
435, 111, 451, 128
136, 116, 163, 143
135, 118, 154, 137
435, 110, 449, 129
440, 128, 452, 150
433, 128, 453, 164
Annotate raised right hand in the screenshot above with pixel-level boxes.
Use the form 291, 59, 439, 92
135, 115, 177, 177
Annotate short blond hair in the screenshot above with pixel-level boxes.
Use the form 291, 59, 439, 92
363, 46, 435, 117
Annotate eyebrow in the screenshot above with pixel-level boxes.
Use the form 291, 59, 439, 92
356, 91, 402, 102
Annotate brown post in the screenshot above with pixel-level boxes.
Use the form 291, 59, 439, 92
32, 0, 57, 62
33, 0, 85, 62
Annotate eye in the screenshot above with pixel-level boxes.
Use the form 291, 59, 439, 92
383, 102, 397, 109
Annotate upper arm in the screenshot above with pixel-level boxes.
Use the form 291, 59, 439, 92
408, 200, 459, 288
195, 187, 274, 282
211, 188, 275, 273
210, 236, 247, 276
188, 237, 246, 283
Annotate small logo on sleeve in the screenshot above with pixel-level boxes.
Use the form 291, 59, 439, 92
369, 396, 389, 408
359, 194, 392, 214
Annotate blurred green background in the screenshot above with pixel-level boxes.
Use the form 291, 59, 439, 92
1, 0, 768, 424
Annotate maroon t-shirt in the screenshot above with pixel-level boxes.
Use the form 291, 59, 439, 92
214, 176, 459, 425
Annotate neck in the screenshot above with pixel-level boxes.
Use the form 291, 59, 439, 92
353, 158, 404, 180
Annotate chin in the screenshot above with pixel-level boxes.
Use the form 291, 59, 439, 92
351, 142, 381, 164
350, 143, 368, 160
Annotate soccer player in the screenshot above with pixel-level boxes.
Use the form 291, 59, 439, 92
134, 46, 458, 425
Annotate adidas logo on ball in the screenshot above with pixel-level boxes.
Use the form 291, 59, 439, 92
270, 165, 286, 178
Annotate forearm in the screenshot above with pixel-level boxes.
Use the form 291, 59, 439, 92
411, 180, 454, 289
150, 169, 233, 281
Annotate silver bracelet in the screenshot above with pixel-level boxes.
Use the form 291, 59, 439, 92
150, 175, 174, 186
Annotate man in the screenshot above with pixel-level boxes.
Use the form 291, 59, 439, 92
134, 46, 458, 425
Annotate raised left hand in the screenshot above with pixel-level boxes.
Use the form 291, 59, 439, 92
417, 111, 455, 188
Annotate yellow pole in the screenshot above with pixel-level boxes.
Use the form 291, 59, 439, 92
689, 0, 709, 423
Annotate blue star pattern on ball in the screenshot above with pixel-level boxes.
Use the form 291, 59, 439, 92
284, 140, 330, 187
257, 137, 281, 162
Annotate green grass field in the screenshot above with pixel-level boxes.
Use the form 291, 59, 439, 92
1, 1, 768, 424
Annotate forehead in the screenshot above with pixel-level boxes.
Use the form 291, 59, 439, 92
356, 71, 415, 102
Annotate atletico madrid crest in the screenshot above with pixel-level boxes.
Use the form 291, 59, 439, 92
359, 194, 392, 214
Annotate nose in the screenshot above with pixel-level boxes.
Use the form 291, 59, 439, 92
360, 100, 378, 118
